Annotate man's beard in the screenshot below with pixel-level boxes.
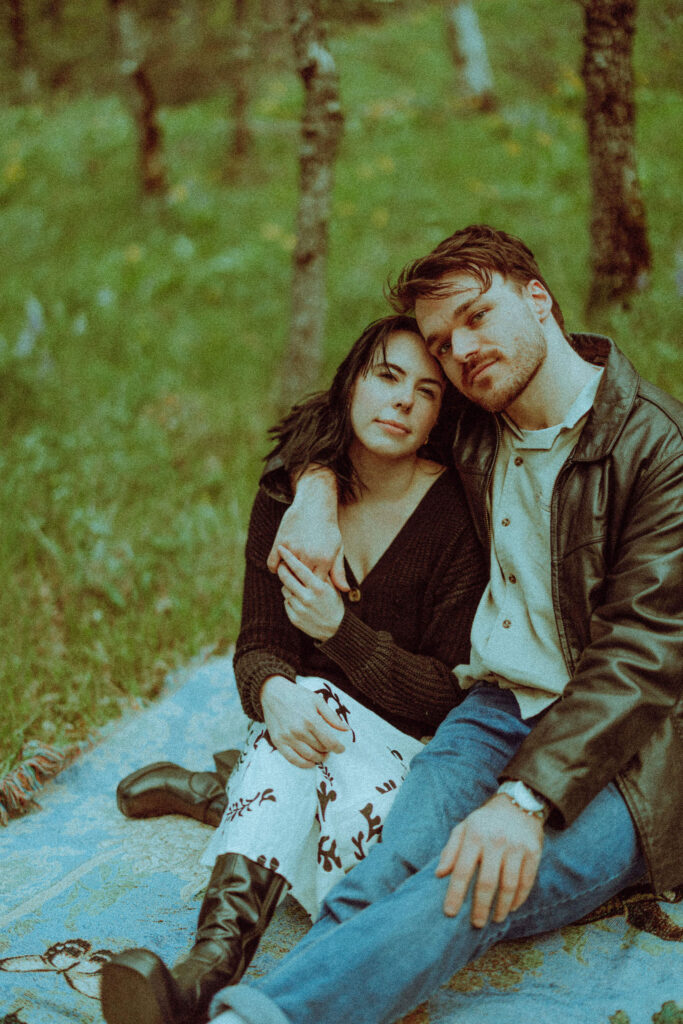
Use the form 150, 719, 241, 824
459, 329, 547, 414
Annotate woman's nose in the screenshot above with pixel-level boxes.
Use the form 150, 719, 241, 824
393, 390, 413, 410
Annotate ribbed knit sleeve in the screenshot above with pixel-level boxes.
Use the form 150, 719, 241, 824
317, 494, 487, 730
233, 488, 303, 721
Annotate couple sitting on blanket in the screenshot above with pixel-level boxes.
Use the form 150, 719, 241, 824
101, 225, 682, 1024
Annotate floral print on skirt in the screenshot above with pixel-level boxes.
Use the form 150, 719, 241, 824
201, 676, 424, 918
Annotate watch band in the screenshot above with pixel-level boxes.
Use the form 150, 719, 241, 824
497, 780, 550, 822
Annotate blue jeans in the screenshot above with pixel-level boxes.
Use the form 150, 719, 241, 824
210, 685, 645, 1024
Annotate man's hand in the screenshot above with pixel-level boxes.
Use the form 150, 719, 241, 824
277, 547, 345, 641
261, 676, 349, 769
266, 468, 348, 590
435, 794, 544, 928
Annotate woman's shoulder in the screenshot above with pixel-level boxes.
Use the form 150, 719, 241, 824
245, 486, 288, 554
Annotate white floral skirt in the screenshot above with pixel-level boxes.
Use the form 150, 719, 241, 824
201, 676, 424, 919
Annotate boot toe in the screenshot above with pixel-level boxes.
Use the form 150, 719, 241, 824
100, 948, 183, 1024
116, 763, 224, 823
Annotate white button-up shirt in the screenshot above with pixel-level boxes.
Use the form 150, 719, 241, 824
455, 370, 604, 718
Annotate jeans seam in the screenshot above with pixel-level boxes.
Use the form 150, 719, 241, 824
507, 861, 640, 933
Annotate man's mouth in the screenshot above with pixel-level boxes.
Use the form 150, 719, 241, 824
465, 359, 496, 388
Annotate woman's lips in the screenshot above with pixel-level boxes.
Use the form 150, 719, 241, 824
376, 419, 410, 435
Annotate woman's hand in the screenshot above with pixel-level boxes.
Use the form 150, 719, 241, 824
277, 547, 345, 641
266, 468, 348, 590
261, 676, 350, 769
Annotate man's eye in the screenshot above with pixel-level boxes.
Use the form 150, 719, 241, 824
379, 370, 397, 381
470, 310, 486, 325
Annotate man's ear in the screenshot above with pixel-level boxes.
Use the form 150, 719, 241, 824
525, 279, 553, 322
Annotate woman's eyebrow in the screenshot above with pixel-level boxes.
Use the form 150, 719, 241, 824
382, 362, 442, 388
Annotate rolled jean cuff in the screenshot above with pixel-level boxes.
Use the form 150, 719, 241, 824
210, 983, 291, 1024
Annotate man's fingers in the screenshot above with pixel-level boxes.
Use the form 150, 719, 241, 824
492, 851, 524, 923
266, 544, 282, 573
436, 824, 464, 877
510, 851, 541, 913
442, 836, 480, 918
470, 854, 504, 928
329, 549, 349, 591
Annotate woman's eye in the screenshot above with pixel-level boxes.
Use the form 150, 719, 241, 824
378, 370, 397, 381
419, 388, 437, 399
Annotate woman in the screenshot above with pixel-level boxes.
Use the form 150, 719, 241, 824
100, 315, 487, 1024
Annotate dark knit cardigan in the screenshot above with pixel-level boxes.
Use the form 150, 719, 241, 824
234, 470, 488, 739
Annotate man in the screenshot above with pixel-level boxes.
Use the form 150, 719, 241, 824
210, 225, 682, 1024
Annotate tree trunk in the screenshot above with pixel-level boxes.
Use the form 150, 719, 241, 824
8, 0, 27, 67
43, 0, 64, 26
279, 0, 344, 409
444, 1, 496, 112
109, 0, 167, 195
226, 0, 254, 181
581, 0, 651, 312
7, 0, 39, 97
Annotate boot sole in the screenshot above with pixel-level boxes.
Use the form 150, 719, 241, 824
100, 950, 181, 1024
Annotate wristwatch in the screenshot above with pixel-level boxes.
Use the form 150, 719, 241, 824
497, 780, 550, 822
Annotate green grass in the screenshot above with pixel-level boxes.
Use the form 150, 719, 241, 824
1, 0, 681, 772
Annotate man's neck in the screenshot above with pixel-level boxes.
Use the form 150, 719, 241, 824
506, 331, 601, 431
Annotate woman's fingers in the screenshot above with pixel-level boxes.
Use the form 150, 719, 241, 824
278, 546, 318, 587
278, 744, 318, 769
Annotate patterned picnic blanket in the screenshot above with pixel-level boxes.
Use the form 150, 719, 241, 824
1, 656, 681, 1024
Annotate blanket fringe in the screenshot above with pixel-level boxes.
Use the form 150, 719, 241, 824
0, 739, 93, 825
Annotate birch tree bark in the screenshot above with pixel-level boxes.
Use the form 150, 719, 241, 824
580, 0, 651, 312
7, 0, 38, 97
226, 0, 254, 181
110, 0, 167, 195
7, 0, 27, 68
445, 1, 496, 112
280, 0, 344, 409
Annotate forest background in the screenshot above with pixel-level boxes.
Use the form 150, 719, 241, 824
1, 0, 681, 775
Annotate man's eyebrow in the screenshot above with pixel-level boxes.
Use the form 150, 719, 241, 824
424, 296, 481, 350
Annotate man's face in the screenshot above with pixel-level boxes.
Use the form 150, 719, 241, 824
415, 272, 548, 414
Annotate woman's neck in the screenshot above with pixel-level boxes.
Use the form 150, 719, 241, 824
348, 444, 425, 503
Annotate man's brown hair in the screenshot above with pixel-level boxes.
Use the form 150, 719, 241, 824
387, 224, 567, 333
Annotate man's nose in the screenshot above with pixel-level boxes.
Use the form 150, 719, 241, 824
449, 330, 480, 364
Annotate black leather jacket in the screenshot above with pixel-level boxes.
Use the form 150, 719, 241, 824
449, 335, 683, 893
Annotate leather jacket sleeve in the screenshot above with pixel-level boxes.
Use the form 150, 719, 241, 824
503, 447, 683, 829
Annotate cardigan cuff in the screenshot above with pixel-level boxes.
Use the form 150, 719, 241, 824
317, 609, 378, 675
235, 652, 298, 721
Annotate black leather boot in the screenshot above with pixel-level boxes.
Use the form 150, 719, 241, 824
116, 750, 239, 828
100, 854, 287, 1024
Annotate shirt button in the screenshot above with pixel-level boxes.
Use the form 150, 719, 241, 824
514, 456, 524, 466
501, 517, 510, 527
509, 574, 517, 584
348, 588, 361, 603
502, 619, 511, 629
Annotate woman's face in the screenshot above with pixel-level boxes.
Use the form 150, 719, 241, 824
349, 330, 445, 460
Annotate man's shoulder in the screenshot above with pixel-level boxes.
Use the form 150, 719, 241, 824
634, 377, 683, 436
